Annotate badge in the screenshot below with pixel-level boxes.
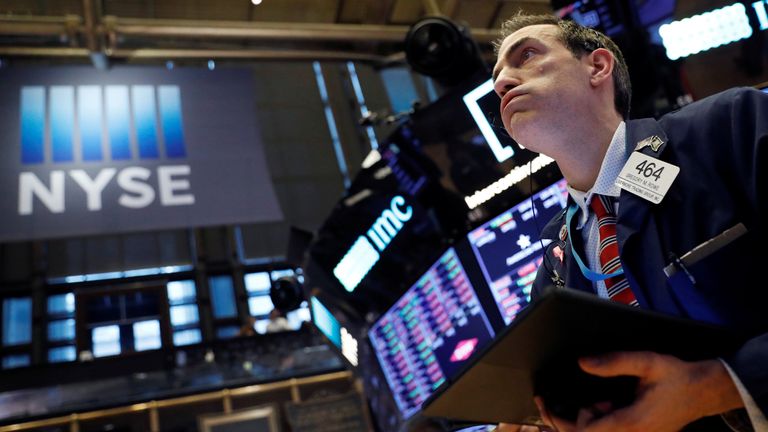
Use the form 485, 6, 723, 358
552, 245, 565, 264
615, 152, 680, 204
559, 224, 567, 241
635, 135, 665, 152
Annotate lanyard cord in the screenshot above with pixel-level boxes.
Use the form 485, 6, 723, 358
565, 204, 624, 282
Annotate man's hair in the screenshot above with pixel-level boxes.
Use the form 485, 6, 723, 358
495, 13, 632, 119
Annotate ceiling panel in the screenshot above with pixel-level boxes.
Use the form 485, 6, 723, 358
153, 0, 251, 21
389, 0, 425, 24
337, 0, 366, 23
247, 0, 340, 23
0, 0, 82, 16
454, 0, 499, 27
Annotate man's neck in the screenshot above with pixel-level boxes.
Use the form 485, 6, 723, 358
557, 112, 623, 192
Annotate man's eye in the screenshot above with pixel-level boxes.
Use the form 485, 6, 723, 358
520, 48, 535, 63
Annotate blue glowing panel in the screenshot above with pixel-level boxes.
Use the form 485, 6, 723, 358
310, 297, 341, 348
78, 86, 103, 161
20, 87, 45, 164
368, 248, 495, 419
106, 86, 132, 160
47, 293, 75, 315
133, 320, 162, 351
2, 297, 32, 346
209, 275, 237, 319
48, 346, 76, 363
244, 272, 272, 293
158, 85, 186, 158
131, 86, 160, 159
50, 86, 75, 162
468, 179, 568, 325
248, 295, 274, 317
173, 329, 202, 346
48, 319, 75, 342
92, 325, 121, 357
170, 304, 200, 326
166, 280, 197, 305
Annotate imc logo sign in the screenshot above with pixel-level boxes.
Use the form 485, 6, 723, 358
333, 196, 413, 292
18, 85, 194, 215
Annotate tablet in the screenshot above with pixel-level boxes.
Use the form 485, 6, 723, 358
420, 286, 742, 425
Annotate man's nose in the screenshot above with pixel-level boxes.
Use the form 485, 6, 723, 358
494, 71, 519, 98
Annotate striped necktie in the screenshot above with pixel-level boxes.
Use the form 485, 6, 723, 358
590, 194, 638, 307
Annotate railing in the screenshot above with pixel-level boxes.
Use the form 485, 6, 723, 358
0, 370, 355, 432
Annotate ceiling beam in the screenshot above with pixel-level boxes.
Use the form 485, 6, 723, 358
103, 16, 500, 43
0, 46, 388, 63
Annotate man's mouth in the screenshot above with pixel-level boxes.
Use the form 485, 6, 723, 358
500, 90, 525, 114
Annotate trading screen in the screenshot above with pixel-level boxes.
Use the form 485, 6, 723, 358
467, 179, 568, 325
310, 297, 359, 366
368, 247, 495, 419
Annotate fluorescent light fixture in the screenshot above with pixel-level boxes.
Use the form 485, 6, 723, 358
463, 79, 516, 162
464, 154, 555, 209
659, 3, 753, 60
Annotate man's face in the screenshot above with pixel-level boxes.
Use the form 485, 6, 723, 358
492, 24, 593, 153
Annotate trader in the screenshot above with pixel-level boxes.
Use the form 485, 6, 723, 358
492, 12, 768, 431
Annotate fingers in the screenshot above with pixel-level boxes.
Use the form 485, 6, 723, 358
495, 423, 540, 432
578, 351, 662, 378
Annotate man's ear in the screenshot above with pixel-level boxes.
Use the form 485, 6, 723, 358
588, 48, 615, 88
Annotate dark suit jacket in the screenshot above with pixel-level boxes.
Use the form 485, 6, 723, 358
532, 87, 768, 423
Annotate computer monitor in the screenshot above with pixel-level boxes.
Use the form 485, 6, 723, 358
309, 296, 359, 367
367, 247, 495, 420
467, 179, 568, 325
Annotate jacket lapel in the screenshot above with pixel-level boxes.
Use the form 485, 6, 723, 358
616, 118, 670, 249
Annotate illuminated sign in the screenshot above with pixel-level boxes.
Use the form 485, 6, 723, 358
464, 154, 555, 209
659, 3, 754, 60
0, 66, 282, 241
333, 196, 413, 292
19, 85, 192, 215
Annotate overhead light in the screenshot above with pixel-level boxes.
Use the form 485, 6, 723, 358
207, 59, 215, 70
251, 0, 263, 5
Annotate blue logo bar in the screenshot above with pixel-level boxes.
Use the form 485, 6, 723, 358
19, 85, 187, 164
158, 86, 186, 158
20, 87, 45, 164
132, 86, 160, 159
106, 86, 132, 160
78, 86, 103, 161
50, 86, 75, 163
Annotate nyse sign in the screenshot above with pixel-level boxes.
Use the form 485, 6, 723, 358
19, 166, 193, 214
18, 85, 194, 215
0, 66, 282, 241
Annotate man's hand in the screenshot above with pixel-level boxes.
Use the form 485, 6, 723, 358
555, 351, 744, 431
496, 423, 544, 432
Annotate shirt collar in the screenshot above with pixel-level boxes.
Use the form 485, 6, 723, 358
566, 121, 628, 227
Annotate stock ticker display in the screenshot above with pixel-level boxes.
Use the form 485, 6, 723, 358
468, 179, 568, 325
368, 247, 495, 419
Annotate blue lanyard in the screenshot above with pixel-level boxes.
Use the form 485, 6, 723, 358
565, 204, 624, 282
